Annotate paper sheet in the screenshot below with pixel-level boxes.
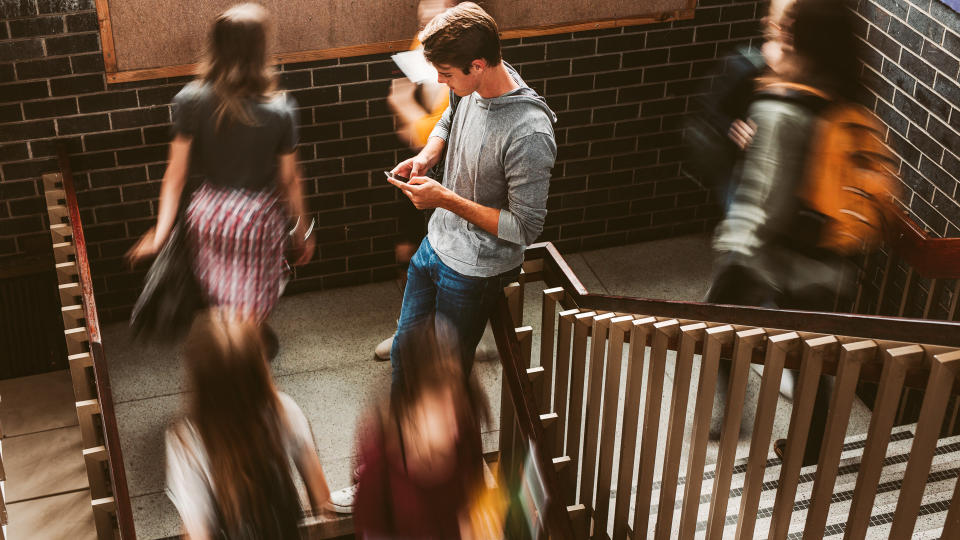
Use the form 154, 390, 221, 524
391, 48, 438, 84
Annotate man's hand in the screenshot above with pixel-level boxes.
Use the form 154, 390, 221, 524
728, 119, 757, 150
387, 175, 450, 210
391, 136, 445, 180
391, 155, 432, 181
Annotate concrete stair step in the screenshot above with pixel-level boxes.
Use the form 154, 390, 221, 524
0, 370, 77, 437
3, 424, 88, 503
6, 489, 96, 540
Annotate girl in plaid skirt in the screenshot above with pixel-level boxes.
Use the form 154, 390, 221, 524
128, 4, 313, 329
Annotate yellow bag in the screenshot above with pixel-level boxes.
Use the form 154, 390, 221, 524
763, 82, 900, 255
464, 484, 508, 540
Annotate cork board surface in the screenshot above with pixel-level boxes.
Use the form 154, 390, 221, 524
105, 0, 691, 73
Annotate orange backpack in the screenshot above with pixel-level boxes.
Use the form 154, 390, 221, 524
764, 82, 900, 255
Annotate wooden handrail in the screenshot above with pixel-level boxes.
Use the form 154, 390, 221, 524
490, 295, 576, 540
57, 145, 137, 540
525, 242, 960, 348
884, 203, 960, 279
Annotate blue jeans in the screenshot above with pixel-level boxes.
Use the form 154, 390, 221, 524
390, 238, 520, 385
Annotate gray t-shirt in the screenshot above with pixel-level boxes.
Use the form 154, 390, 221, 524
172, 81, 298, 191
426, 63, 557, 277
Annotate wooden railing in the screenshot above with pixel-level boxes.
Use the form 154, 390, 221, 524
43, 147, 136, 539
493, 286, 577, 539
490, 241, 960, 539
848, 202, 960, 320
845, 204, 960, 433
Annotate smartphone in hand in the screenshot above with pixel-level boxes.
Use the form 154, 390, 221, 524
384, 170, 410, 183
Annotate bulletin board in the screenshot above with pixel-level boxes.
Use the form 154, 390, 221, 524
94, 0, 697, 83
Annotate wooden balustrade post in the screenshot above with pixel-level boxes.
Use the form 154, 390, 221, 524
593, 315, 633, 539
802, 340, 876, 539
654, 322, 707, 540
506, 281, 523, 328
541, 287, 565, 414
897, 267, 915, 317
83, 446, 110, 500
566, 312, 596, 507
735, 332, 799, 540
706, 328, 766, 539
555, 309, 579, 463
843, 345, 924, 540
949, 279, 960, 322
76, 399, 102, 450
500, 326, 532, 482
612, 317, 656, 540
539, 412, 559, 458
580, 312, 615, 520
889, 350, 960, 539
68, 352, 95, 402
767, 335, 834, 540
91, 497, 116, 539
874, 253, 895, 316
678, 325, 734, 540
632, 319, 679, 540
944, 469, 960, 532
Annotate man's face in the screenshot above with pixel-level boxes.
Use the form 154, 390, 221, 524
434, 62, 481, 97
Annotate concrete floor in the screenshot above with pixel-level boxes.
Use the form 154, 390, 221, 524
103, 233, 875, 539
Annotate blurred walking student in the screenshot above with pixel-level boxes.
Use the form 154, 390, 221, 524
127, 4, 314, 354
373, 0, 462, 362
686, 0, 797, 210
353, 324, 504, 539
386, 2, 557, 382
166, 310, 331, 539
707, 0, 897, 463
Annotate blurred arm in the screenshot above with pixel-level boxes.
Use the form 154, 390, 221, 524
153, 135, 192, 247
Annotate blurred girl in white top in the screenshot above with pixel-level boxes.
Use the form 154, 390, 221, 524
165, 310, 331, 539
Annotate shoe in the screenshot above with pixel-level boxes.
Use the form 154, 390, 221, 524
374, 335, 394, 361
773, 438, 786, 460
329, 484, 357, 514
262, 324, 280, 361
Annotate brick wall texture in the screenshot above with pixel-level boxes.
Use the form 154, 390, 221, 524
853, 0, 960, 238
1, 0, 958, 321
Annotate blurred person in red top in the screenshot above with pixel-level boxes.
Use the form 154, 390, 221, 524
353, 321, 491, 539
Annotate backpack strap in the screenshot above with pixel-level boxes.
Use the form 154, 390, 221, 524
755, 80, 833, 115
759, 81, 831, 100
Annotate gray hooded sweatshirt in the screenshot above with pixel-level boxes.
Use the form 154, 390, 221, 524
427, 63, 557, 277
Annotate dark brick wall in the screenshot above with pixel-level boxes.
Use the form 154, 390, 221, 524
853, 0, 960, 237
2, 0, 770, 321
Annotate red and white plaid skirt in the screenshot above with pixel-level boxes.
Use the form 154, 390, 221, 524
185, 183, 287, 323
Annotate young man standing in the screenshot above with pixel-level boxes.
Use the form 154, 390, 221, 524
387, 2, 557, 381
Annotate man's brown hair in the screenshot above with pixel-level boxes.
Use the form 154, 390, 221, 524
419, 2, 501, 74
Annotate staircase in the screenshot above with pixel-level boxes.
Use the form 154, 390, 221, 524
489, 242, 960, 539
0, 370, 97, 538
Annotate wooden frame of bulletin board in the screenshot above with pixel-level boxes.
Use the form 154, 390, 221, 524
95, 0, 697, 84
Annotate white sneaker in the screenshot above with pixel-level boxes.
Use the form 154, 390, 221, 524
374, 335, 394, 361
329, 484, 357, 514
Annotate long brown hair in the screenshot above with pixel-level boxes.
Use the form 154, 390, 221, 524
391, 320, 490, 434
200, 3, 277, 129
183, 310, 301, 538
